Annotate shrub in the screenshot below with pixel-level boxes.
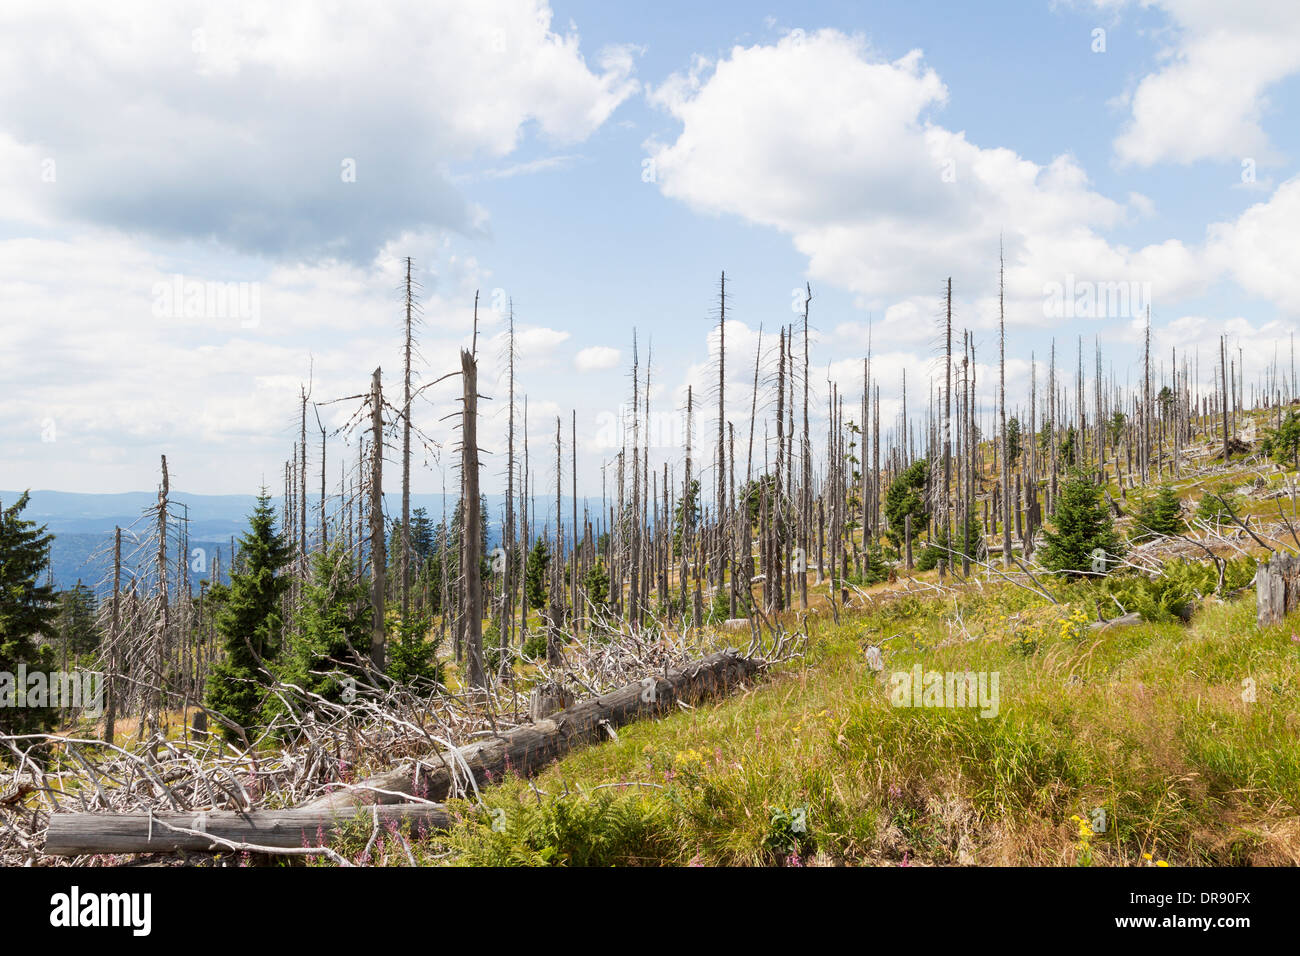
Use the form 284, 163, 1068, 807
1103, 557, 1256, 623
916, 514, 983, 571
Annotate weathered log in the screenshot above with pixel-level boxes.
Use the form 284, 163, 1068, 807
43, 804, 452, 857
41, 650, 761, 857
303, 649, 759, 812
1089, 612, 1143, 631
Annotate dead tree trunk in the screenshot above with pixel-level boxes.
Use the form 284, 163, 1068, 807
1256, 553, 1298, 628
461, 349, 486, 689
368, 367, 386, 671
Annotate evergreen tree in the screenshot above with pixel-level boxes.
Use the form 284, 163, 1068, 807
1157, 385, 1175, 418
409, 507, 435, 563
0, 493, 58, 736
524, 536, 550, 611
583, 558, 611, 616
739, 473, 779, 527
672, 479, 700, 557
205, 494, 292, 741
916, 512, 982, 571
1261, 410, 1300, 468
856, 539, 891, 586
277, 544, 368, 709
1058, 426, 1078, 467
442, 495, 491, 583
1005, 416, 1022, 467
387, 613, 443, 685
1133, 486, 1185, 540
57, 582, 101, 658
1107, 411, 1127, 446
883, 458, 929, 548
1039, 468, 1123, 576
420, 550, 444, 615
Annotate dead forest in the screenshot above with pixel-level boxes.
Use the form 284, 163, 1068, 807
2, 258, 1295, 866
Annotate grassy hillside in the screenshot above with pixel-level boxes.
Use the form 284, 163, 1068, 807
325, 570, 1299, 867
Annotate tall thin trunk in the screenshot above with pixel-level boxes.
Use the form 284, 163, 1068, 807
368, 368, 386, 670
461, 349, 486, 688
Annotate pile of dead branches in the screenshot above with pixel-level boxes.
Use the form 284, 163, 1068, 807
1, 615, 802, 866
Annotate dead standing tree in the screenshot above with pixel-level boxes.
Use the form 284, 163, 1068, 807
367, 367, 386, 670
460, 348, 487, 689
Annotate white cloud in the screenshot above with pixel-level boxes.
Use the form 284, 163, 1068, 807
645, 29, 1198, 321
1206, 176, 1300, 315
0, 0, 637, 258
1107, 0, 1300, 167
574, 345, 621, 371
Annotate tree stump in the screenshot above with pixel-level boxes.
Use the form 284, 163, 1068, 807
1255, 554, 1298, 628
528, 681, 574, 722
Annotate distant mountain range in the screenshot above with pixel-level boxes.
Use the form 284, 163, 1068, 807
2, 489, 590, 594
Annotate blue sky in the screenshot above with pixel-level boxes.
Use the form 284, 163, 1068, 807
2, 0, 1298, 501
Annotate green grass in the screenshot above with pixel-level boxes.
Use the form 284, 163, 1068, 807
332, 575, 1299, 867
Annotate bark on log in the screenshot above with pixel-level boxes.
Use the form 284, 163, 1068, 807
44, 805, 451, 857
302, 649, 759, 812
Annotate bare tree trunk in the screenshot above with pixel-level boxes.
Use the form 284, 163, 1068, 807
502, 306, 517, 669
999, 244, 1011, 567
400, 259, 417, 619
104, 526, 121, 744
368, 368, 386, 671
800, 282, 811, 608
1220, 335, 1231, 462
461, 349, 486, 689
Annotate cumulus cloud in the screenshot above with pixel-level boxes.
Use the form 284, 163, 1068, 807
645, 28, 1201, 321
574, 345, 621, 371
1106, 0, 1300, 167
1205, 176, 1300, 315
0, 0, 637, 259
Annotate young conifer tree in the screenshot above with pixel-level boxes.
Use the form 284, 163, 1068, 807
205, 494, 292, 740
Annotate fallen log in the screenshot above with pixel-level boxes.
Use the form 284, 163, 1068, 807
42, 649, 761, 857
44, 804, 452, 857
302, 648, 759, 812
1089, 612, 1143, 631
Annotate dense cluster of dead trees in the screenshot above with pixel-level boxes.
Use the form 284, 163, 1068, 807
7, 251, 1299, 864
46, 258, 1294, 753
